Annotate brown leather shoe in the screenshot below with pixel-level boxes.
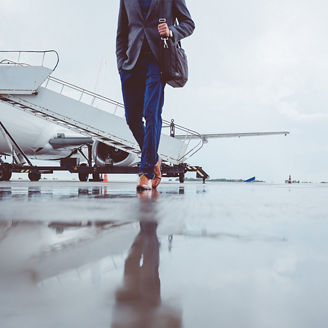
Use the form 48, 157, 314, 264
152, 157, 161, 189
137, 174, 152, 191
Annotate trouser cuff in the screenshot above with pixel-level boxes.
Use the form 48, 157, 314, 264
139, 169, 154, 180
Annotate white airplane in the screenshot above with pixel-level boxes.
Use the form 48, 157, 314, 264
0, 98, 289, 182
0, 50, 289, 182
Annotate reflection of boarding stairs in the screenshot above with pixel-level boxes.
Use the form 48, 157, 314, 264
0, 50, 204, 166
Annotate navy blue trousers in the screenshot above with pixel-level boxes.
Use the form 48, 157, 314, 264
120, 53, 165, 179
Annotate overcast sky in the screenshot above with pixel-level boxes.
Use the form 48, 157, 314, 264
1, 0, 327, 182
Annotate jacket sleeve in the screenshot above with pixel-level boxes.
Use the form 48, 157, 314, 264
116, 0, 128, 71
169, 0, 195, 43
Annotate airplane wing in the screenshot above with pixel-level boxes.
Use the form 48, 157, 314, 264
174, 131, 290, 142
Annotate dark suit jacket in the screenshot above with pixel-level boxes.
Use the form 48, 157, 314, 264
116, 0, 195, 71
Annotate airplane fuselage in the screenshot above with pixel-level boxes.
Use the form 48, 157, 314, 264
0, 101, 80, 160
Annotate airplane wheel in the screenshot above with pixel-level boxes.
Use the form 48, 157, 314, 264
28, 172, 41, 182
179, 173, 185, 184
0, 163, 12, 181
78, 163, 89, 182
92, 172, 101, 181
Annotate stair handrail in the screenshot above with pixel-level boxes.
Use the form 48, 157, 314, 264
46, 76, 123, 108
44, 75, 205, 162
46, 77, 201, 134
0, 50, 59, 72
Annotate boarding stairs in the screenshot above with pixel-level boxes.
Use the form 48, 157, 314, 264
0, 50, 204, 166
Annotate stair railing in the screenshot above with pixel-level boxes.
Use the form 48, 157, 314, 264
44, 76, 205, 161
0, 50, 59, 72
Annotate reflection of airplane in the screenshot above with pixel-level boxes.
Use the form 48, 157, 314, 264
0, 219, 139, 282
0, 50, 289, 182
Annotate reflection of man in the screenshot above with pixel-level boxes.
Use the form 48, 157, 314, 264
111, 217, 182, 327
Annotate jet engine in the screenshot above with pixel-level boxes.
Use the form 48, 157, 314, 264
92, 141, 137, 167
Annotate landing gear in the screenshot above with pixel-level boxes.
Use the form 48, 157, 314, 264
0, 163, 12, 181
92, 172, 101, 182
28, 171, 41, 182
179, 173, 185, 184
0, 121, 35, 182
78, 163, 89, 182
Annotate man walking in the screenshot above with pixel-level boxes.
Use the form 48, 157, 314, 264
116, 0, 195, 191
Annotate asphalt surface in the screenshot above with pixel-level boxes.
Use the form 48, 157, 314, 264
1, 181, 328, 328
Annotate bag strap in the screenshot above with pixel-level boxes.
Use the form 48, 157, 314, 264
159, 0, 165, 22
159, 0, 182, 48
159, 0, 179, 27
159, 0, 169, 48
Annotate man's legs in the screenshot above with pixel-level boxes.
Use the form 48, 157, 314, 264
120, 55, 165, 181
140, 58, 165, 179
120, 66, 146, 150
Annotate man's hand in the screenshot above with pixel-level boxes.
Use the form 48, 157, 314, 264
158, 23, 170, 37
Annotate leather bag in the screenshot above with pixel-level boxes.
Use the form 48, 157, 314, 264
159, 3, 188, 87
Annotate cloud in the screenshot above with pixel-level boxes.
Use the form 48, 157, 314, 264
277, 101, 328, 121
0, 0, 24, 14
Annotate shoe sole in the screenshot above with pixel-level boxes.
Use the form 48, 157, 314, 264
136, 185, 152, 192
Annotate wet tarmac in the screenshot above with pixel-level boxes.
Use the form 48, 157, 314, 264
1, 181, 328, 328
